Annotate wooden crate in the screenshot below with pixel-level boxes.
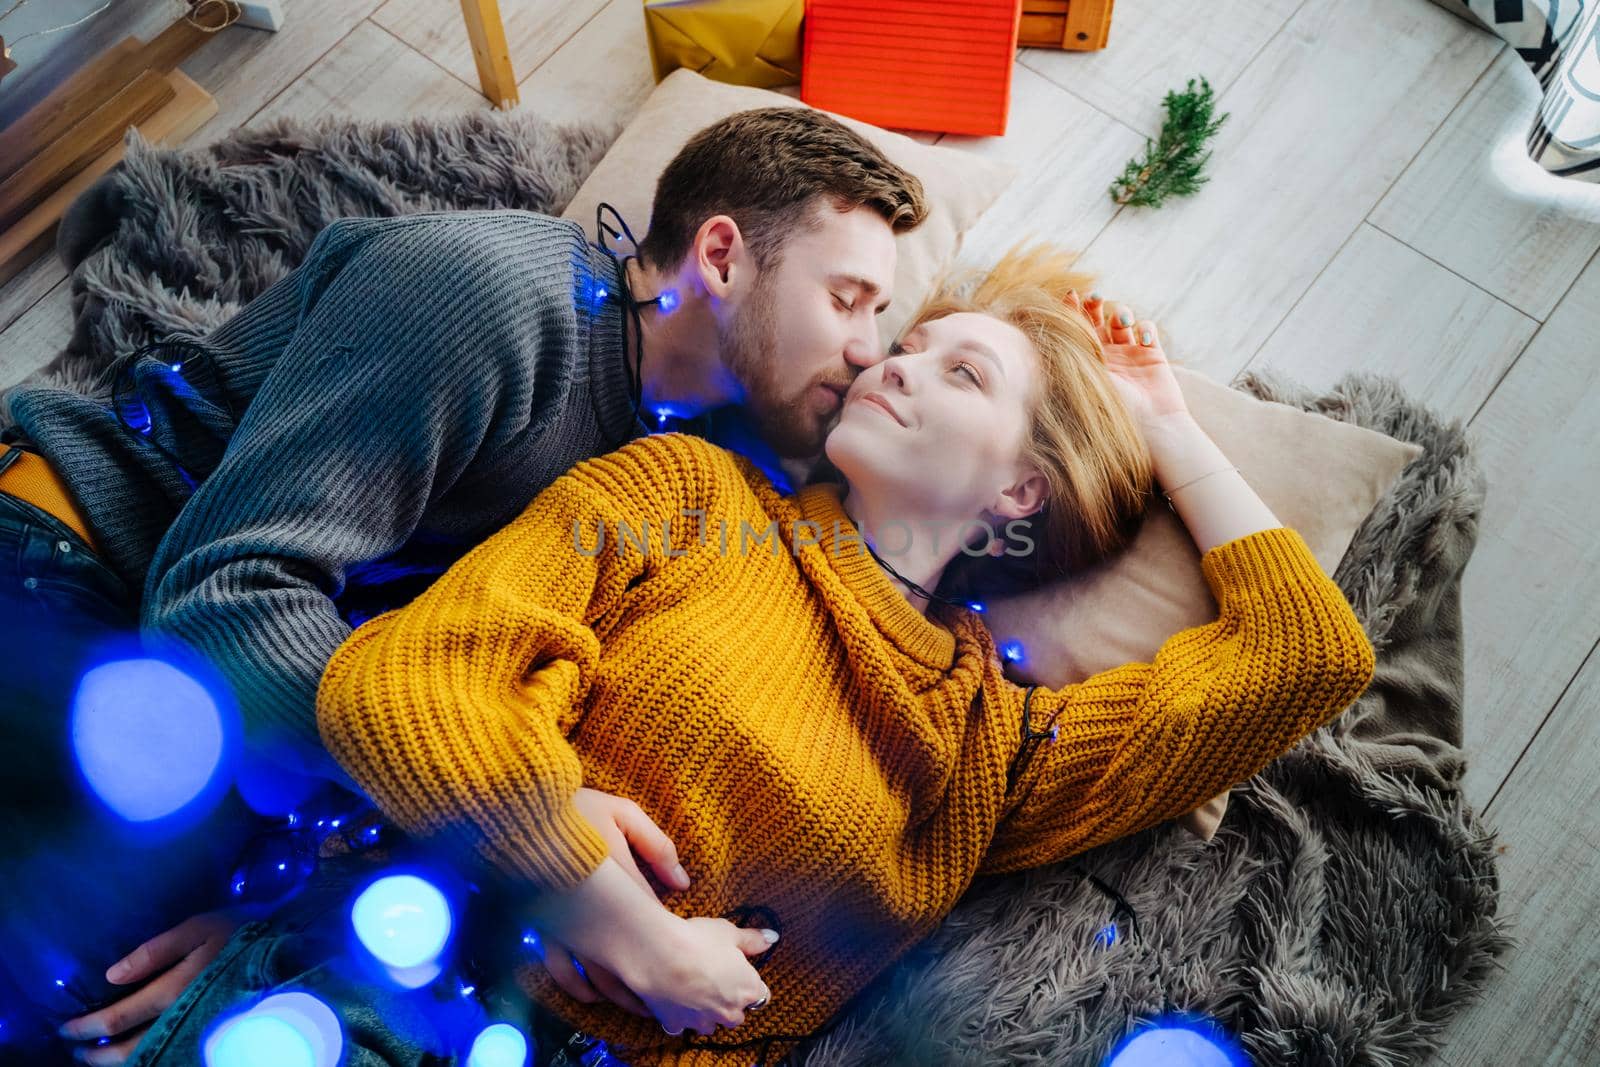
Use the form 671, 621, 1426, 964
1018, 0, 1115, 51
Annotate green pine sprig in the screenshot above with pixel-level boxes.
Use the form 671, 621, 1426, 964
1109, 76, 1230, 209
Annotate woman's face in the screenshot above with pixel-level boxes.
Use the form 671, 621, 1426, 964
824, 311, 1046, 525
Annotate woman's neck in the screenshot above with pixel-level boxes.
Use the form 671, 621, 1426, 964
839, 483, 966, 617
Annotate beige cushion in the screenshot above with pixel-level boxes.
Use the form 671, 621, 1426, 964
985, 365, 1422, 842
560, 68, 1017, 346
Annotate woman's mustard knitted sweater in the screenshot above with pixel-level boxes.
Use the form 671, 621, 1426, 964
317, 430, 1376, 1067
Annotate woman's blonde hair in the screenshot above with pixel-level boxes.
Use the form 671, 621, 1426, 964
915, 240, 1161, 600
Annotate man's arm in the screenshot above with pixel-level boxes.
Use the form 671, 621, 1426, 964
142, 218, 535, 783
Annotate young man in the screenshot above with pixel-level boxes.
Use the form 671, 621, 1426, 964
0, 106, 925, 1064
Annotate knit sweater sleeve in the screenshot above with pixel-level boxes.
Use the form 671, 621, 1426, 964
316, 432, 721, 893
978, 525, 1376, 875
140, 216, 554, 784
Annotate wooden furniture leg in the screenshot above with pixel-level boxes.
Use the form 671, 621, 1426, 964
459, 0, 519, 109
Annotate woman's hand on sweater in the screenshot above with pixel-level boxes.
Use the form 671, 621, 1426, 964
531, 788, 692, 1014
526, 856, 773, 1036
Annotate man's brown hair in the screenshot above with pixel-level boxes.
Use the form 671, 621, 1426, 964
636, 107, 929, 273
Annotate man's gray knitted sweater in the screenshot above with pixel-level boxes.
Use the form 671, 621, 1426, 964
4, 210, 642, 780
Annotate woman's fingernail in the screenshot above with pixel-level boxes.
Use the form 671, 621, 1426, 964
1088, 291, 1101, 302
1118, 310, 1134, 327
672, 863, 690, 888
1140, 329, 1153, 345
760, 929, 780, 944
106, 960, 130, 982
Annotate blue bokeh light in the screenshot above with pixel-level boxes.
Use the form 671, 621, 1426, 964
204, 1013, 313, 1067
71, 658, 225, 822
202, 991, 343, 1067
351, 874, 453, 972
1000, 640, 1025, 663
1103, 1015, 1251, 1067
467, 1023, 529, 1067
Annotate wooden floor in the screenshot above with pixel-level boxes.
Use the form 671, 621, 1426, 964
3, 0, 1597, 1060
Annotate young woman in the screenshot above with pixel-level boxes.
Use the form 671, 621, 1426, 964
316, 243, 1377, 1067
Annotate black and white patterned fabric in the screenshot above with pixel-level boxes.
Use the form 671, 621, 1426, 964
1432, 0, 1600, 181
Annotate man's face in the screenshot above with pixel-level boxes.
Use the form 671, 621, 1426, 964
720, 203, 898, 458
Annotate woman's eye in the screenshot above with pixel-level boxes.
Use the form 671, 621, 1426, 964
954, 361, 982, 386
833, 293, 854, 312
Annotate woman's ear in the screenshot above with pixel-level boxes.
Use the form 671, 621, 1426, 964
693, 214, 747, 298
991, 469, 1048, 522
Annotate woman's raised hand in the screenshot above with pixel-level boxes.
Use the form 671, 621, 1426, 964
1066, 290, 1190, 427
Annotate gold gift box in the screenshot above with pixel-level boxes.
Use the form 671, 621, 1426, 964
643, 0, 805, 90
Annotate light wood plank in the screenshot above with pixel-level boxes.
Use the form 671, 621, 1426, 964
1246, 222, 1537, 423
0, 277, 73, 390
1426, 641, 1600, 1063
1061, 0, 1499, 385
373, 0, 606, 104
1371, 46, 1600, 323
251, 20, 485, 126
515, 0, 655, 132
939, 62, 1147, 266
0, 246, 66, 336
1017, 0, 1305, 139
1453, 249, 1600, 815
180, 0, 388, 142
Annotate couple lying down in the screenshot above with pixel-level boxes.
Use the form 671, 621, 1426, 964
299, 245, 1377, 1065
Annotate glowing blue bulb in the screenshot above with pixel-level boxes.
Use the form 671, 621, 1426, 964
170, 363, 183, 373
458, 982, 476, 998
594, 285, 608, 302
204, 1013, 313, 1067
1106, 1025, 1243, 1067
655, 288, 680, 314
1095, 922, 1118, 948
286, 812, 300, 827
467, 1023, 529, 1067
521, 930, 540, 949
968, 601, 986, 613
54, 979, 65, 988
203, 993, 343, 1067
277, 862, 287, 871
351, 874, 453, 971
72, 658, 225, 823
1000, 640, 1024, 663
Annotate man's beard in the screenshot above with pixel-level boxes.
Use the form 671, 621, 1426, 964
720, 273, 829, 459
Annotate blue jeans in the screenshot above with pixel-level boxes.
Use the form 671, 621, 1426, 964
0, 459, 263, 1063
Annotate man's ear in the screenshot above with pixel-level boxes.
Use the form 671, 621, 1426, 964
693, 214, 747, 300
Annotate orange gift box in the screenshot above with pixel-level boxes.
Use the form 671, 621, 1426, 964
800, 0, 1023, 137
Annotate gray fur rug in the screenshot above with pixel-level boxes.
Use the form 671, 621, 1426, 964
10, 111, 1513, 1066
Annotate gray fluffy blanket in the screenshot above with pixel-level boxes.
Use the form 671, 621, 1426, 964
12, 110, 1513, 1067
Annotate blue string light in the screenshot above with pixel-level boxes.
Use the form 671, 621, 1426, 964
466, 1023, 529, 1067
203, 991, 342, 1067
968, 601, 986, 613
654, 288, 680, 314
1103, 1014, 1251, 1067
1000, 640, 1024, 663
350, 874, 453, 973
